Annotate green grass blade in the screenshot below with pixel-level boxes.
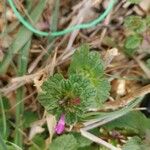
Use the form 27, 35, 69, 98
50, 0, 60, 33
6, 141, 22, 150
0, 0, 47, 74
0, 95, 7, 139
15, 40, 31, 147
46, 0, 60, 55
83, 97, 143, 130
26, 0, 34, 12
0, 132, 8, 150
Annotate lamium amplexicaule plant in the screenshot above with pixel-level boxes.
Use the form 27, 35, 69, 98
38, 45, 110, 133
123, 14, 150, 56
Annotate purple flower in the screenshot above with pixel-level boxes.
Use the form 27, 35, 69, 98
55, 114, 65, 134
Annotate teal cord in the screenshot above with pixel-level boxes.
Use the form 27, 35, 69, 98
7, 0, 117, 37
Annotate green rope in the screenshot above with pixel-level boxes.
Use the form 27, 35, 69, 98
7, 0, 117, 37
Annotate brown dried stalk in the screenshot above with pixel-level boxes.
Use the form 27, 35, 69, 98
104, 84, 150, 110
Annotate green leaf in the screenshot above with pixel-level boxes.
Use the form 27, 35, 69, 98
69, 45, 104, 78
65, 112, 78, 125
73, 133, 92, 148
23, 111, 38, 128
29, 135, 45, 150
69, 45, 110, 106
38, 45, 110, 124
104, 111, 150, 135
78, 146, 99, 150
123, 136, 149, 150
38, 74, 95, 125
38, 74, 64, 111
49, 134, 78, 150
124, 15, 146, 33
124, 48, 137, 57
94, 78, 111, 105
124, 34, 142, 49
123, 137, 141, 150
124, 34, 142, 56
127, 0, 141, 4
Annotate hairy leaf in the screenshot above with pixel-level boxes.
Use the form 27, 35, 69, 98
124, 15, 146, 33
69, 45, 110, 106
38, 45, 110, 124
124, 34, 142, 50
69, 45, 104, 78
73, 133, 92, 148
49, 134, 78, 150
38, 74, 96, 124
124, 34, 142, 56
123, 136, 149, 150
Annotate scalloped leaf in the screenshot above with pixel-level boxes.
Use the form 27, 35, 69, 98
124, 34, 143, 56
123, 136, 149, 150
95, 78, 111, 105
124, 34, 142, 50
38, 45, 110, 124
124, 15, 146, 33
68, 45, 104, 78
38, 74, 96, 124
49, 134, 78, 150
68, 45, 110, 105
38, 74, 64, 111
